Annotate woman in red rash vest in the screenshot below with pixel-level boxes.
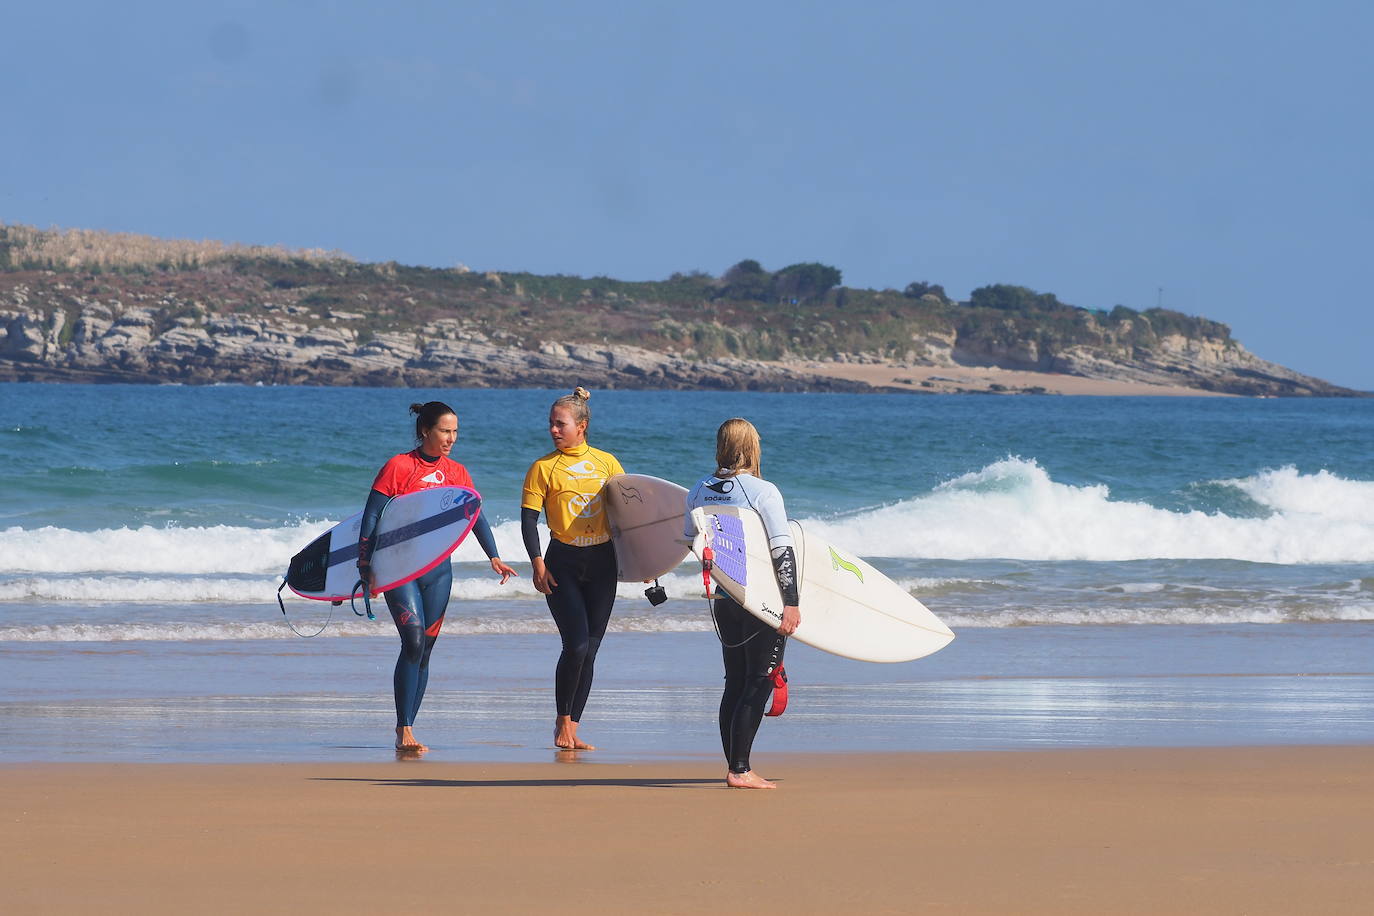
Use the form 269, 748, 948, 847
357, 400, 518, 754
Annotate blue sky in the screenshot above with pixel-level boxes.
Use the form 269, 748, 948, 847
5, 1, 1371, 389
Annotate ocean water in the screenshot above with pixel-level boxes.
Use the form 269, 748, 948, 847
1, 383, 1371, 762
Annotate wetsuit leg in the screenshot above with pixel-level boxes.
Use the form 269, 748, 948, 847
384, 561, 452, 727
544, 541, 590, 718
569, 542, 617, 722
714, 595, 786, 774
544, 541, 617, 721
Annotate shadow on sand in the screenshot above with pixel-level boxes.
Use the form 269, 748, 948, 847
312, 775, 722, 789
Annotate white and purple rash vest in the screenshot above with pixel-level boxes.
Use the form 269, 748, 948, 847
685, 471, 798, 606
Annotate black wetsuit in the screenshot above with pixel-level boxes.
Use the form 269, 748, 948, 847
522, 510, 617, 720
684, 471, 799, 775
713, 595, 788, 774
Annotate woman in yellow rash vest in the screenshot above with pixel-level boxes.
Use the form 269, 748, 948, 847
520, 387, 626, 750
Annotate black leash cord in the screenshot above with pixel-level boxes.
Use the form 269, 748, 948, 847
277, 579, 335, 638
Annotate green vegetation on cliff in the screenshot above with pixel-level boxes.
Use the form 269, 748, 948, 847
0, 222, 1249, 371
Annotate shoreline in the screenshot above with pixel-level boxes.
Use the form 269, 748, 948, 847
0, 364, 1257, 396
9, 624, 1374, 765
5, 746, 1372, 913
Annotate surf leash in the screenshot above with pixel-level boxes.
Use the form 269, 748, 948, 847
352, 533, 377, 621
700, 525, 715, 597
276, 579, 336, 638
350, 575, 376, 621
765, 666, 788, 716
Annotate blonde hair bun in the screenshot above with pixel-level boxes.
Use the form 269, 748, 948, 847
552, 387, 592, 426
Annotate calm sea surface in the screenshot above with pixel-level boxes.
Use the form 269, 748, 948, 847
1, 383, 1371, 762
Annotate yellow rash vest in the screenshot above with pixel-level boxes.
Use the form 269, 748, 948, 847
521, 443, 626, 547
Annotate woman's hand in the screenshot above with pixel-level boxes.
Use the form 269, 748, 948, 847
489, 556, 518, 585
531, 556, 557, 595
778, 605, 800, 636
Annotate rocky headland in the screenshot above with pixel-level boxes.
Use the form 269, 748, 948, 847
0, 224, 1360, 396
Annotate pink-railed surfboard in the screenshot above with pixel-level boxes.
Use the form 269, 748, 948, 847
283, 486, 481, 600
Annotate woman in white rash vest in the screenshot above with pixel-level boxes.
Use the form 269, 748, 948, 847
684, 418, 799, 789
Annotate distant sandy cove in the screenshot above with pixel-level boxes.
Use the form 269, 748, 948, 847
786, 359, 1234, 396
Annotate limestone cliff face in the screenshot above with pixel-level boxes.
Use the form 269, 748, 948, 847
943, 314, 1351, 397
0, 301, 843, 391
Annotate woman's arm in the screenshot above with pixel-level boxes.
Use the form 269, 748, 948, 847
471, 511, 499, 559
770, 545, 800, 635
522, 506, 556, 594
755, 483, 800, 634
471, 511, 519, 584
357, 488, 391, 594
520, 507, 542, 561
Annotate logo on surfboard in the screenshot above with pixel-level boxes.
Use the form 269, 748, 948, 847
757, 601, 782, 622
829, 547, 864, 583
614, 483, 643, 504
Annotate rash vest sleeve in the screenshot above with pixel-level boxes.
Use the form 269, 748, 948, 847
752, 481, 794, 553
470, 510, 499, 559
521, 460, 548, 513
521, 506, 543, 560
751, 480, 798, 605
771, 546, 799, 606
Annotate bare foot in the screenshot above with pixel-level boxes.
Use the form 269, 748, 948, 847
726, 770, 777, 789
395, 746, 426, 761
395, 726, 428, 751
554, 716, 596, 750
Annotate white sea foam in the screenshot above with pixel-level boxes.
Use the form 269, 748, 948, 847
0, 570, 961, 614
1224, 466, 1374, 522
0, 613, 715, 642
3, 599, 1369, 641
0, 621, 321, 642
0, 521, 333, 575
806, 459, 1374, 564
940, 601, 1374, 628
0, 576, 283, 603
3, 460, 1372, 586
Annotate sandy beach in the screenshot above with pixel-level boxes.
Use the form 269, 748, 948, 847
4, 747, 1372, 914
4, 390, 1372, 914
788, 359, 1235, 396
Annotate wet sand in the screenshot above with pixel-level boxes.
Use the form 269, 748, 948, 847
4, 746, 1372, 914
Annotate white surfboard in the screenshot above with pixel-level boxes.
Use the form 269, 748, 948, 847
284, 486, 482, 600
688, 505, 954, 663
603, 473, 691, 581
